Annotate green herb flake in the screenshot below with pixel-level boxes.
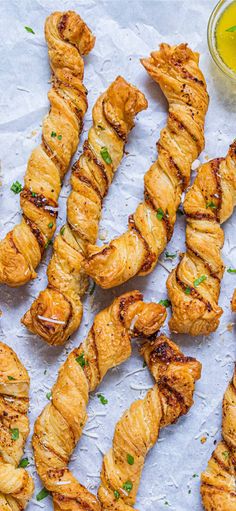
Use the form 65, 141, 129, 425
97, 124, 105, 130
51, 131, 57, 137
7, 375, 15, 381
45, 239, 52, 249
222, 451, 229, 459
206, 201, 216, 209
36, 488, 50, 501
89, 282, 96, 295
11, 181, 23, 194
122, 481, 133, 493
114, 490, 120, 500
46, 392, 52, 400
60, 226, 66, 236
188, 489, 191, 494
76, 353, 88, 368
48, 222, 53, 229
192, 473, 198, 478
165, 251, 177, 260
194, 275, 207, 287
127, 454, 134, 465
11, 428, 19, 441
100, 146, 112, 164
226, 25, 236, 32
31, 192, 36, 197
19, 457, 29, 468
98, 393, 108, 405
159, 299, 171, 308
156, 207, 164, 220
185, 286, 191, 295
57, 134, 62, 140
25, 26, 35, 34
227, 268, 236, 274
143, 360, 147, 368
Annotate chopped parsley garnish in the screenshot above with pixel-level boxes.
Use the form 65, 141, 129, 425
60, 226, 66, 235
100, 146, 112, 164
156, 207, 164, 220
114, 490, 120, 500
36, 488, 50, 501
227, 268, 236, 273
165, 251, 176, 260
194, 275, 207, 287
97, 393, 108, 405
51, 131, 57, 137
123, 481, 133, 493
192, 473, 198, 478
185, 286, 191, 295
7, 375, 15, 380
89, 282, 96, 295
222, 451, 229, 459
206, 201, 216, 209
45, 239, 52, 249
48, 222, 53, 229
11, 181, 22, 194
226, 25, 236, 32
19, 457, 29, 468
76, 353, 88, 368
25, 26, 35, 34
31, 191, 36, 197
143, 360, 147, 368
127, 454, 134, 465
46, 392, 52, 400
159, 299, 171, 308
57, 134, 62, 140
11, 428, 19, 441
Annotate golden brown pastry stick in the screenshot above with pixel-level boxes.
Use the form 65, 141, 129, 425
0, 11, 95, 287
201, 365, 236, 511
22, 77, 148, 346
32, 291, 166, 510
0, 342, 34, 509
82, 43, 209, 289
167, 141, 236, 336
98, 335, 201, 510
232, 290, 236, 312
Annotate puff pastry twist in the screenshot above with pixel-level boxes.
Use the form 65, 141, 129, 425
98, 335, 201, 510
22, 76, 147, 345
201, 365, 236, 511
0, 342, 34, 510
32, 291, 166, 510
0, 11, 95, 287
22, 77, 148, 346
83, 43, 209, 289
167, 141, 236, 336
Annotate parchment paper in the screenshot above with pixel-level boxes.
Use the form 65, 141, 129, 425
0, 1, 236, 510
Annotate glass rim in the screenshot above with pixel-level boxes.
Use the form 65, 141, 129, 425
207, 0, 236, 81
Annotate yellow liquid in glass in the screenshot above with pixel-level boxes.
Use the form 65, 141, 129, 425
215, 0, 236, 72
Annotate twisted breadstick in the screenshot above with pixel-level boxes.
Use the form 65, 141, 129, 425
33, 291, 166, 509
167, 141, 236, 336
22, 77, 148, 346
201, 365, 236, 510
0, 342, 34, 509
232, 290, 236, 312
0, 11, 95, 287
83, 43, 209, 289
98, 335, 201, 510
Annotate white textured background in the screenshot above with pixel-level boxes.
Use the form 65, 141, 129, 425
0, 1, 236, 510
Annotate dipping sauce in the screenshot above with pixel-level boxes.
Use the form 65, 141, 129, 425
215, 0, 236, 72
